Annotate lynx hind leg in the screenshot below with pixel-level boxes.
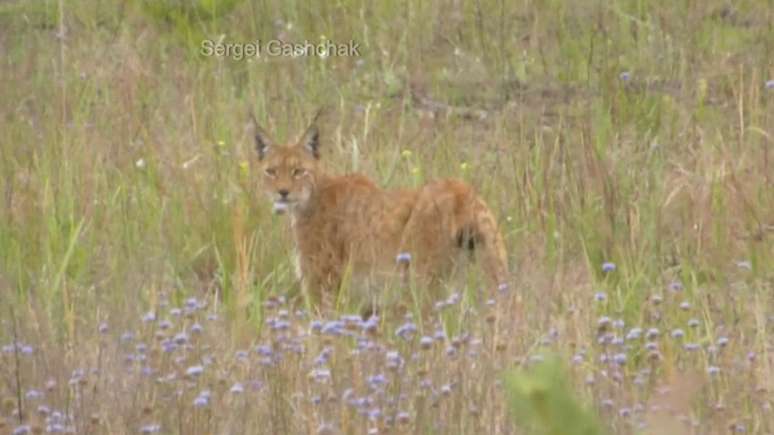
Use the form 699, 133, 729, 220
396, 189, 459, 296
470, 197, 509, 291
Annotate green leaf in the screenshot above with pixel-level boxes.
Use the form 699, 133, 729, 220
503, 354, 606, 435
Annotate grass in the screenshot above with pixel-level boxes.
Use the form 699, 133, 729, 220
0, 0, 773, 433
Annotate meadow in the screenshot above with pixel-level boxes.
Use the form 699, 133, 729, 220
0, 0, 773, 433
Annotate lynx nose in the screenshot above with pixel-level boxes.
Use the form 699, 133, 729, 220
278, 189, 289, 199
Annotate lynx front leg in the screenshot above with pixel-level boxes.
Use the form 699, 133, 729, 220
298, 259, 341, 315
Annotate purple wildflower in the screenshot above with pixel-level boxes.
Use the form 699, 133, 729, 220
185, 297, 200, 309
314, 347, 332, 366
25, 389, 43, 400
193, 392, 209, 407
367, 373, 387, 388
255, 345, 273, 357
386, 351, 404, 369
235, 350, 248, 361
139, 424, 161, 433
395, 322, 417, 340
173, 332, 189, 345
186, 365, 204, 377
683, 343, 701, 352
309, 368, 332, 383
190, 322, 203, 334
396, 252, 411, 264
321, 320, 345, 336
626, 328, 642, 340
230, 383, 244, 394
310, 320, 323, 331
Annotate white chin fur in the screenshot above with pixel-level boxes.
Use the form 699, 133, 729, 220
273, 202, 289, 214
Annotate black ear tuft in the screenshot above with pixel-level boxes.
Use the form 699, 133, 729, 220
248, 111, 274, 160
255, 133, 271, 160
298, 109, 325, 159
300, 126, 320, 159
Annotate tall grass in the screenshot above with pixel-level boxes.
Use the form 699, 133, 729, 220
1, 0, 772, 433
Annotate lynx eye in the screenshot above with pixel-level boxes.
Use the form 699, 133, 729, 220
292, 168, 307, 178
264, 168, 277, 177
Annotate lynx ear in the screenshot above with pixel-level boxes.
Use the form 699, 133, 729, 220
298, 124, 320, 159
249, 111, 274, 160
297, 109, 324, 159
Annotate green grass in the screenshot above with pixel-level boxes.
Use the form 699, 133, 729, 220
0, 0, 772, 433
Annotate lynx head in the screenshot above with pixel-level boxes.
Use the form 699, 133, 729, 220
250, 114, 323, 215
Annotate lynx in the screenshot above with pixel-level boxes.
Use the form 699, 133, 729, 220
251, 115, 509, 312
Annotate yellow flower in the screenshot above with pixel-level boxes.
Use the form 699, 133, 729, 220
460, 162, 469, 171
401, 149, 412, 158
217, 140, 226, 147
